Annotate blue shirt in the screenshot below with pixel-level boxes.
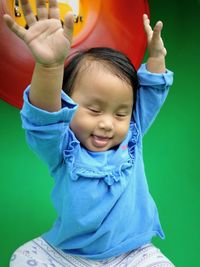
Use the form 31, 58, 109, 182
21, 64, 173, 260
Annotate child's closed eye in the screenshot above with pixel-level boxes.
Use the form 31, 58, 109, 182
88, 107, 101, 114
115, 111, 131, 120
116, 113, 127, 117
115, 111, 131, 118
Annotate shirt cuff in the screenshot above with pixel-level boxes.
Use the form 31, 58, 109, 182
138, 63, 174, 87
20, 86, 78, 126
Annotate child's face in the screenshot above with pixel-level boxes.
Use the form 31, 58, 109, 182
70, 63, 133, 152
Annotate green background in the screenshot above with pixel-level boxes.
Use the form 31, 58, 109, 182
1, 0, 200, 266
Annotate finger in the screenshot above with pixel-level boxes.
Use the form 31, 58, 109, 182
48, 0, 60, 20
143, 14, 150, 28
63, 12, 74, 44
20, 0, 37, 26
152, 21, 166, 55
143, 13, 149, 22
143, 14, 153, 41
151, 21, 163, 44
36, 0, 48, 20
3, 14, 26, 40
153, 21, 163, 37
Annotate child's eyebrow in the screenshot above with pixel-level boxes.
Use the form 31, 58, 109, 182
86, 98, 104, 105
88, 100, 132, 108
117, 103, 132, 109
85, 97, 133, 110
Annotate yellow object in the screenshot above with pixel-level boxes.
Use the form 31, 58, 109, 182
6, 0, 101, 45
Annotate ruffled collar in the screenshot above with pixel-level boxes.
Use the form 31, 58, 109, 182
63, 123, 139, 186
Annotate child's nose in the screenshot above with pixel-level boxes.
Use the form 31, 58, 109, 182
98, 115, 114, 131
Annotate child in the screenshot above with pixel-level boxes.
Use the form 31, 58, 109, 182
4, 0, 174, 266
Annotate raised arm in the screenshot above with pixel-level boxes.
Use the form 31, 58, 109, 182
133, 15, 173, 136
3, 0, 74, 112
143, 14, 166, 73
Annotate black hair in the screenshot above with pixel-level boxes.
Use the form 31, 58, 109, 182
63, 47, 139, 107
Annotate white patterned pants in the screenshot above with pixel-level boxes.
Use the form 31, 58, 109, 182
10, 237, 175, 267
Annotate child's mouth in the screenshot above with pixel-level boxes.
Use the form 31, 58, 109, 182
91, 135, 111, 148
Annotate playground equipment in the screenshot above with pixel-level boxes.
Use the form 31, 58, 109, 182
0, 0, 149, 108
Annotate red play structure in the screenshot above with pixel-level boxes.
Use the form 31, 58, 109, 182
0, 0, 149, 109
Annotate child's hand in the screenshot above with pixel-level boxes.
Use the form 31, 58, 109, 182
3, 0, 74, 66
143, 14, 166, 59
143, 14, 166, 73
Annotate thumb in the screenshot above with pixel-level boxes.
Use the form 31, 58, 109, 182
3, 14, 26, 40
63, 11, 74, 45
152, 21, 163, 39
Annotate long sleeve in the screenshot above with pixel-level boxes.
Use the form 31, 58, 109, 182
20, 86, 78, 175
133, 64, 174, 136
